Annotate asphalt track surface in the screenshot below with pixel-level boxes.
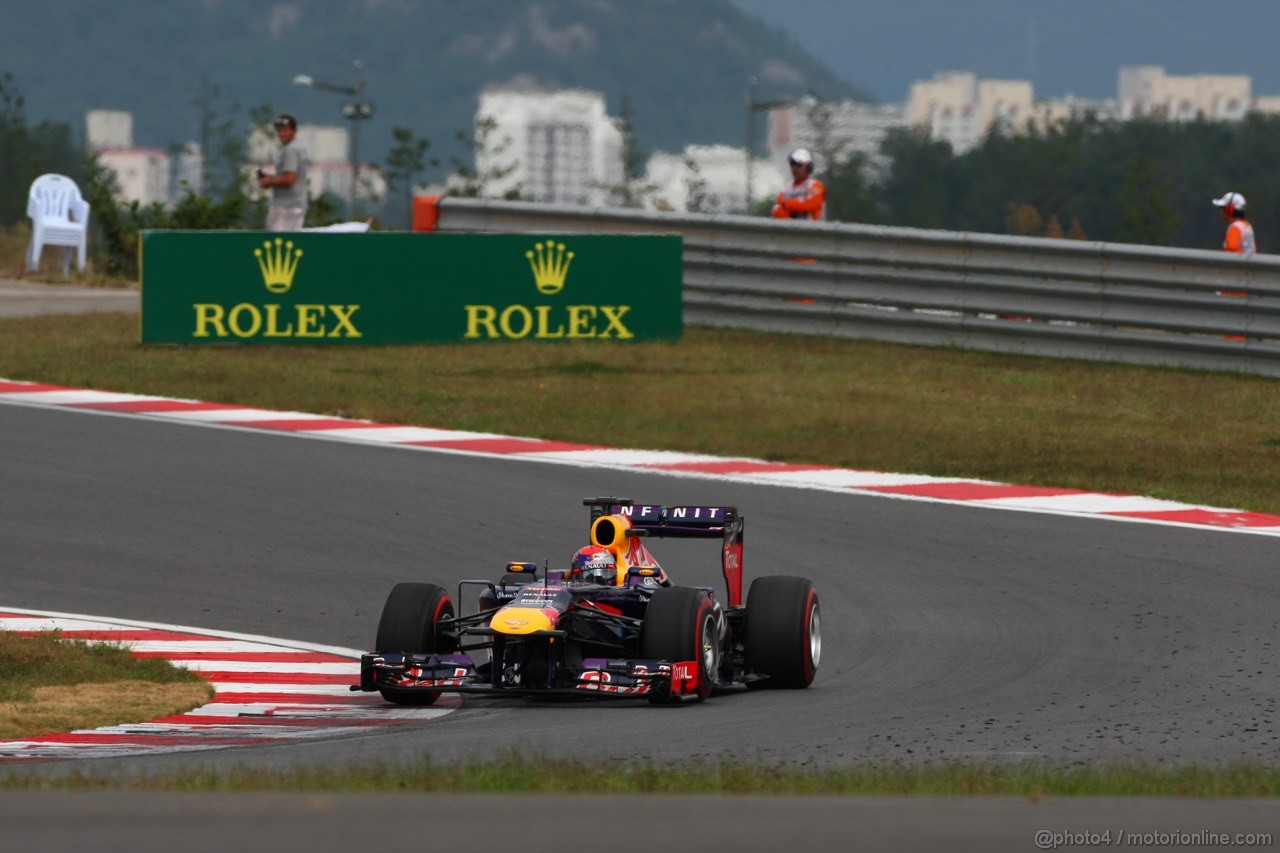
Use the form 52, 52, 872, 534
0, 791, 1276, 853
2, 399, 1280, 845
0, 280, 138, 317
4, 368, 1280, 846
5, 399, 1280, 770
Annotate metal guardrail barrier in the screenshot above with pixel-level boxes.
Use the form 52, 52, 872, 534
435, 197, 1280, 378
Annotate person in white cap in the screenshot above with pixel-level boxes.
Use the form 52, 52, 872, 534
771, 147, 826, 221
1211, 192, 1254, 339
1212, 191, 1255, 256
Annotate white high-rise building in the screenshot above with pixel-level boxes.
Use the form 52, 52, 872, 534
1118, 66, 1251, 121
86, 109, 173, 207
474, 87, 624, 206
643, 144, 774, 214
768, 97, 906, 179
96, 148, 172, 207
175, 142, 203, 195
1030, 95, 1121, 129
905, 72, 1034, 153
86, 110, 133, 150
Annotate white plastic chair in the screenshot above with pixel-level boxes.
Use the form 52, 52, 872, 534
27, 174, 90, 275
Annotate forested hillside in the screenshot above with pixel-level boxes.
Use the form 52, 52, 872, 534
0, 0, 864, 164
2, 0, 1273, 258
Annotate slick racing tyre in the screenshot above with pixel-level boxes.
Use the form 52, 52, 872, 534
375, 582, 455, 706
641, 586, 718, 702
745, 575, 820, 689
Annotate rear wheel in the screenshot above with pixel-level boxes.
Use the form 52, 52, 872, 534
641, 587, 718, 702
745, 576, 820, 689
375, 582, 454, 705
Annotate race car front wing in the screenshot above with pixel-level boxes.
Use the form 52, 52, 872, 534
353, 652, 704, 702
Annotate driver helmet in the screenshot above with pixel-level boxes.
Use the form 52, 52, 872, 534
571, 545, 617, 585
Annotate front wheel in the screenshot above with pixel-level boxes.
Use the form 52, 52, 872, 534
641, 586, 718, 702
745, 576, 820, 689
374, 582, 455, 705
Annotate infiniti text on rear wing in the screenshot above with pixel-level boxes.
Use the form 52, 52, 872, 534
583, 497, 745, 607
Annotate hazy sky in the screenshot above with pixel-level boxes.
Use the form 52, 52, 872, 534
730, 0, 1280, 104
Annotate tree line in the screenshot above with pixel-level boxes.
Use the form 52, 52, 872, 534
816, 111, 1280, 253
0, 73, 425, 276
6, 67, 1280, 279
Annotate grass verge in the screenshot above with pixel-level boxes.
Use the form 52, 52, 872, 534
4, 754, 1280, 797
0, 631, 212, 740
1, 313, 1279, 515
0, 224, 135, 288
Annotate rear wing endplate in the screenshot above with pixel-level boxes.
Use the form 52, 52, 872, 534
583, 497, 745, 607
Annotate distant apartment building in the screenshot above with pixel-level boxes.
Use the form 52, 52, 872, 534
1118, 66, 1250, 121
89, 109, 384, 210
762, 66, 1278, 174
86, 109, 172, 207
86, 110, 132, 149
174, 142, 203, 195
474, 87, 624, 206
764, 72, 1032, 169
1033, 67, 1267, 125
452, 68, 1280, 218
768, 97, 906, 178
96, 148, 172, 207
903, 72, 1034, 154
1029, 94, 1121, 128
643, 144, 774, 213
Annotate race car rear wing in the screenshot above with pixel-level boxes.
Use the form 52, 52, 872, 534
583, 497, 745, 607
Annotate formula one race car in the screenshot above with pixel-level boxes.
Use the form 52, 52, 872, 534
352, 497, 820, 704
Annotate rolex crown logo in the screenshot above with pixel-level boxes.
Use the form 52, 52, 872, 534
254, 238, 303, 294
526, 241, 574, 295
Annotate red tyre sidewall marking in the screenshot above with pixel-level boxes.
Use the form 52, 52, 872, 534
802, 588, 818, 683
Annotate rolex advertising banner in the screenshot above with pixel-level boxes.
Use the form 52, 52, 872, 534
139, 232, 683, 344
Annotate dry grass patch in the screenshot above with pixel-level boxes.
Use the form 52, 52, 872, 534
0, 631, 213, 739
0, 680, 213, 740
0, 223, 135, 288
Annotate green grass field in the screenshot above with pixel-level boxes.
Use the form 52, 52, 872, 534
2, 312, 1278, 516
6, 754, 1280, 796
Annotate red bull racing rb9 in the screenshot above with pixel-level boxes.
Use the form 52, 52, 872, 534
353, 497, 821, 704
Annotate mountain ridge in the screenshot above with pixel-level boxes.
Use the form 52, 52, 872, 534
0, 0, 868, 170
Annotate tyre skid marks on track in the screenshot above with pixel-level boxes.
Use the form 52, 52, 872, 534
2, 377, 1278, 536
0, 608, 457, 763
